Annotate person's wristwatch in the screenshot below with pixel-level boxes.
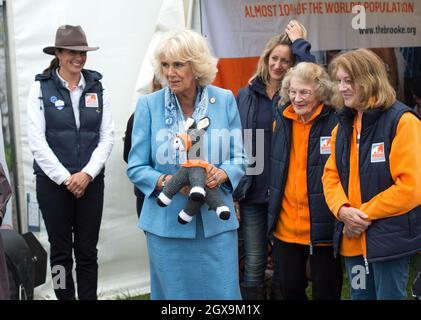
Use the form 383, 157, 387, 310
161, 174, 168, 188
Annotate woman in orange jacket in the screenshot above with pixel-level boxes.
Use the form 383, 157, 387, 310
323, 48, 421, 300
268, 62, 342, 299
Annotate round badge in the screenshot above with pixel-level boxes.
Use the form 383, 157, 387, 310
166, 117, 173, 125
209, 97, 216, 104
50, 96, 58, 103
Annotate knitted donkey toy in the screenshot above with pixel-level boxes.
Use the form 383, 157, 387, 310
157, 116, 230, 224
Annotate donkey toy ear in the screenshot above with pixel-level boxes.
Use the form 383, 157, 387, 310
184, 117, 196, 131
196, 117, 211, 131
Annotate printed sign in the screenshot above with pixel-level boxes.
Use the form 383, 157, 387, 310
201, 0, 421, 56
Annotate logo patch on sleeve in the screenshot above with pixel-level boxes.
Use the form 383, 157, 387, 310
371, 142, 386, 163
320, 136, 332, 155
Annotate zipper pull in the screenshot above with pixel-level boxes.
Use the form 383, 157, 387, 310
364, 257, 369, 275
309, 242, 313, 256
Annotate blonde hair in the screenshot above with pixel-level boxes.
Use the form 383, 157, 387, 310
252, 20, 308, 87
279, 62, 334, 105
328, 48, 396, 110
153, 30, 218, 87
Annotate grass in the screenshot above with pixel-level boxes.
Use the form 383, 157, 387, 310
113, 290, 150, 300
123, 293, 150, 300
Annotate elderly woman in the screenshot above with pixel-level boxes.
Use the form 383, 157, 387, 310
268, 62, 342, 299
234, 20, 315, 300
323, 48, 421, 300
127, 30, 246, 300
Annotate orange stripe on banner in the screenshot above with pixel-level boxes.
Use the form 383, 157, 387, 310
213, 57, 259, 97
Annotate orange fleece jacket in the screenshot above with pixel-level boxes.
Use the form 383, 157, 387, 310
322, 112, 421, 257
274, 103, 325, 245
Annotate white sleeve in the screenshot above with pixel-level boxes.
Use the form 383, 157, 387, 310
27, 81, 71, 185
81, 86, 115, 179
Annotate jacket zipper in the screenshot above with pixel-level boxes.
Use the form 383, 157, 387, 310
362, 231, 369, 274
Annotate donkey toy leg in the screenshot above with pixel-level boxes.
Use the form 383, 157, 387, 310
205, 187, 230, 220
187, 166, 206, 201
178, 198, 203, 224
157, 168, 189, 207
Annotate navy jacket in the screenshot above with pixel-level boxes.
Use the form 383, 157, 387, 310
33, 68, 104, 177
333, 101, 421, 262
233, 39, 316, 202
268, 104, 338, 244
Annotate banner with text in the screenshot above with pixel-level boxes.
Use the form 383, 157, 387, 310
201, 0, 421, 94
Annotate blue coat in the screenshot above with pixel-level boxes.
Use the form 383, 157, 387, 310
127, 85, 246, 239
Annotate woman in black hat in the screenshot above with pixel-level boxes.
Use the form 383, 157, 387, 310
26, 25, 114, 300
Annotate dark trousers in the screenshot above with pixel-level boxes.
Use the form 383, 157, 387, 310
271, 238, 343, 300
238, 203, 268, 287
36, 175, 104, 300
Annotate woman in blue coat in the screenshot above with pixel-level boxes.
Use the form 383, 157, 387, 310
127, 30, 246, 300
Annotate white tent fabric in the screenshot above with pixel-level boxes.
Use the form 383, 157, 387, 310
0, 113, 12, 227
0, 2, 12, 227
6, 0, 189, 299
133, 0, 187, 100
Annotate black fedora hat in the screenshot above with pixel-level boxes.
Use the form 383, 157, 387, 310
43, 25, 99, 55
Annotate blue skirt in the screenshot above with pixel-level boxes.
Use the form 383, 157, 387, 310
145, 214, 241, 300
